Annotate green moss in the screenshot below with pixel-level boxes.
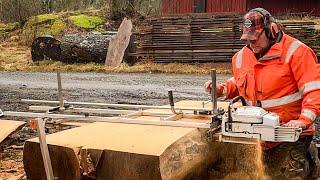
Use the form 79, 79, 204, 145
23, 14, 67, 45
27, 14, 60, 26
69, 15, 104, 29
51, 19, 67, 35
0, 22, 19, 32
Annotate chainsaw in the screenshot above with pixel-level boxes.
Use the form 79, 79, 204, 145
217, 96, 302, 144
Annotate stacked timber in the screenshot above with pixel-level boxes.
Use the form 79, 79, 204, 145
134, 14, 244, 63
281, 21, 317, 45
133, 14, 318, 64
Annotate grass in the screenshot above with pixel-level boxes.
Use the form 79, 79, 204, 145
0, 22, 19, 33
0, 41, 232, 74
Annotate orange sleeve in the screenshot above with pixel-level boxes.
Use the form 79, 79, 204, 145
217, 77, 239, 99
289, 46, 320, 128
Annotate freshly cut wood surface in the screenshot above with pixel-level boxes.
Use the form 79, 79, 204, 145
0, 120, 25, 144
23, 100, 240, 179
105, 18, 132, 67
28, 122, 195, 156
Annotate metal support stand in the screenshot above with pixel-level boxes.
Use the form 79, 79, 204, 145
36, 118, 54, 180
57, 72, 64, 111
211, 69, 218, 114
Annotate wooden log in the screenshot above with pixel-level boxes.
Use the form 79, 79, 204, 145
60, 33, 113, 63
23, 100, 267, 179
23, 122, 199, 179
31, 34, 113, 63
23, 122, 263, 179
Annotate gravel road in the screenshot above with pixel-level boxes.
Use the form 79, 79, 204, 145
0, 72, 231, 112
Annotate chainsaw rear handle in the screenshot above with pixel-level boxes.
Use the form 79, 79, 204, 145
227, 96, 247, 131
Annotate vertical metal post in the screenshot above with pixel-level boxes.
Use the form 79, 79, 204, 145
36, 118, 54, 180
57, 72, 64, 109
211, 69, 218, 114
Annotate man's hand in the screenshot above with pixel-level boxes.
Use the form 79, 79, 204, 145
204, 80, 212, 93
283, 120, 306, 130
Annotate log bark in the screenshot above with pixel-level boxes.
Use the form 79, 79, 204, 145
31, 32, 136, 64
60, 33, 113, 63
31, 33, 113, 63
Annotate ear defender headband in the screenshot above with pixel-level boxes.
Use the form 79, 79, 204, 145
249, 8, 279, 40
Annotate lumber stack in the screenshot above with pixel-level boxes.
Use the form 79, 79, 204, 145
134, 14, 244, 63
133, 14, 318, 64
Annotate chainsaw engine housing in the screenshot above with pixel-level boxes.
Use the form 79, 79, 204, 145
220, 106, 302, 143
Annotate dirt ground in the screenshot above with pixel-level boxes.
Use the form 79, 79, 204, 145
0, 71, 230, 179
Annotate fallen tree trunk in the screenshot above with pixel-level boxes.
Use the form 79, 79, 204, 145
60, 33, 113, 63
31, 32, 136, 64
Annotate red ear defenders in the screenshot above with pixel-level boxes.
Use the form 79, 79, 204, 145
249, 8, 280, 40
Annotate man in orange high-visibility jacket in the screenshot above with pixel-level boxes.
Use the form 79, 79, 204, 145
204, 8, 320, 179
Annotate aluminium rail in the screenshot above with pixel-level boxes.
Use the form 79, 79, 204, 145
1, 110, 212, 129
21, 99, 213, 112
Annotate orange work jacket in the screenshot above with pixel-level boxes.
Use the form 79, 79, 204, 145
218, 33, 320, 143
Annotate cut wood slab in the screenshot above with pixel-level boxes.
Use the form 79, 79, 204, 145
23, 101, 254, 179
0, 120, 25, 144
105, 18, 132, 67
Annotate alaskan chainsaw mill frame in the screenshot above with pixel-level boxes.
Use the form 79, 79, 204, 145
1, 71, 219, 128
0, 71, 219, 180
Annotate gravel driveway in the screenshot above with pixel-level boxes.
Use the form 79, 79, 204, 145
0, 72, 231, 112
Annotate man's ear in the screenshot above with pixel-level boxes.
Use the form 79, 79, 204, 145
270, 23, 280, 39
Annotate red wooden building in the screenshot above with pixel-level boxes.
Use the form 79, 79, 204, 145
162, 0, 320, 15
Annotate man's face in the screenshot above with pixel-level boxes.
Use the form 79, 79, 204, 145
247, 31, 270, 54
240, 11, 271, 54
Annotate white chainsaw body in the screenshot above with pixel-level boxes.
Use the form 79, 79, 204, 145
220, 106, 302, 143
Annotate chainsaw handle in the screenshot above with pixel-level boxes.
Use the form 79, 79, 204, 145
227, 96, 246, 131
229, 96, 247, 106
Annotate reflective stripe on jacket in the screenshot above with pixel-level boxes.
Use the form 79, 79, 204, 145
221, 33, 320, 137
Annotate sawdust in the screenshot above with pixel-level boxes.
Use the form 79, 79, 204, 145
0, 158, 25, 180
255, 140, 271, 180
204, 142, 271, 180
